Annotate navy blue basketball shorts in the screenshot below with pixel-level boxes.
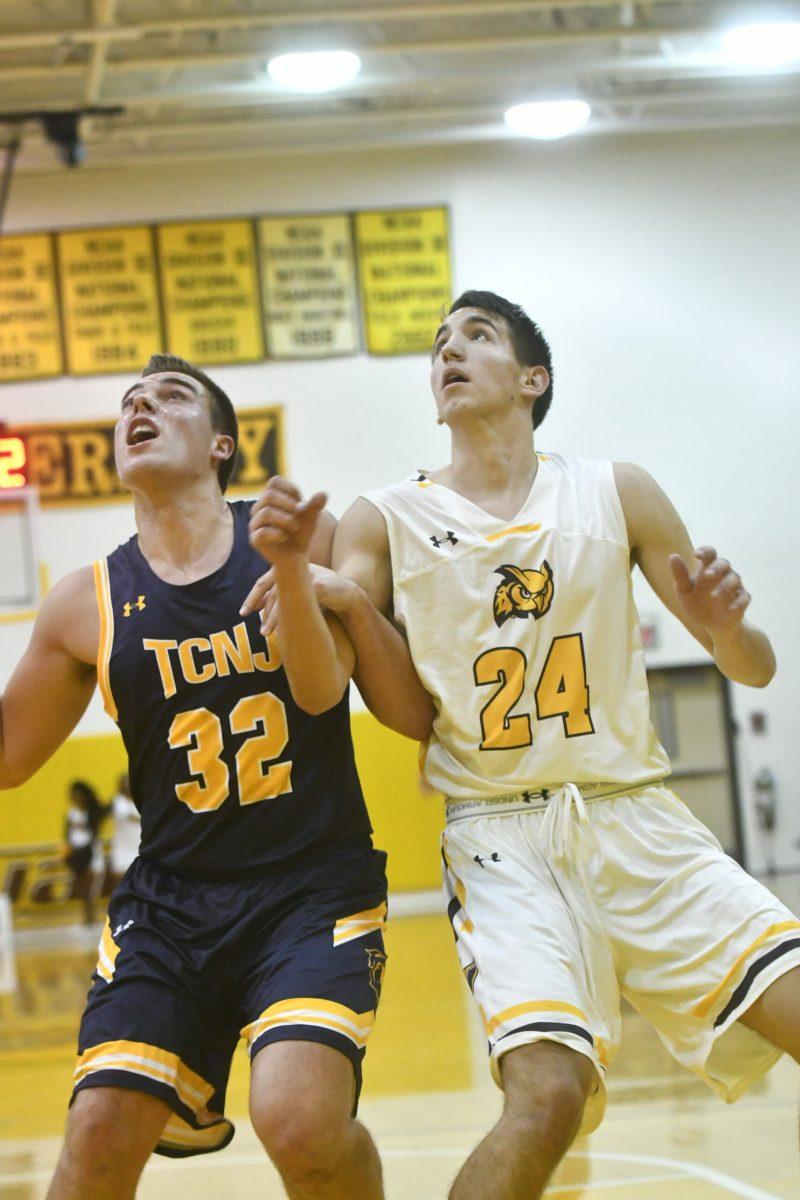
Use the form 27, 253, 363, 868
72, 843, 388, 1157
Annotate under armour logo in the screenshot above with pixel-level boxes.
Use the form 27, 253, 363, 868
430, 530, 458, 549
474, 852, 501, 868
123, 595, 146, 617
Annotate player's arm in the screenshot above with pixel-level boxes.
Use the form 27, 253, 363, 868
329, 499, 435, 739
614, 462, 775, 688
248, 479, 354, 715
0, 569, 98, 789
242, 499, 435, 740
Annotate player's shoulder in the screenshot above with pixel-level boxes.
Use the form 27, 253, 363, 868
337, 495, 390, 550
43, 564, 96, 612
33, 565, 98, 662
611, 460, 658, 500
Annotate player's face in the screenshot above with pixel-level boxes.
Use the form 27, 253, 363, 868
114, 371, 221, 491
430, 308, 528, 424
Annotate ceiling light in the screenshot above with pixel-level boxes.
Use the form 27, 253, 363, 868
721, 21, 800, 67
504, 100, 591, 141
267, 50, 362, 94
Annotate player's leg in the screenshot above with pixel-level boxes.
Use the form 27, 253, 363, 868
598, 787, 800, 1105
46, 1087, 169, 1200
250, 1040, 383, 1200
64, 858, 237, 1181
440, 810, 615, 1199
739, 966, 800, 1061
239, 843, 389, 1199
448, 1040, 596, 1200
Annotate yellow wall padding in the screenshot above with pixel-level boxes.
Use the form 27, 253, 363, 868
0, 712, 444, 893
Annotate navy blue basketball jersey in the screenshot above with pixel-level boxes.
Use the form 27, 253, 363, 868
92, 501, 372, 877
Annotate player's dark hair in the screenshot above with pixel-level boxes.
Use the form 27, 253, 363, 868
448, 290, 554, 429
141, 354, 238, 491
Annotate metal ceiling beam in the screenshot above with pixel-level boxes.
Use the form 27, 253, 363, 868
85, 0, 117, 104
0, 21, 723, 83
0, 0, 736, 50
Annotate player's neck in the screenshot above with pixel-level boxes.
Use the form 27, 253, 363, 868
437, 417, 538, 521
132, 481, 234, 584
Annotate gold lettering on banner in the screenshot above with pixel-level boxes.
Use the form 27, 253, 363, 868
64, 432, 116, 497
236, 416, 276, 486
7, 406, 284, 506
26, 434, 67, 498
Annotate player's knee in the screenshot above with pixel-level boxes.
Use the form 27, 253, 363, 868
63, 1088, 164, 1178
253, 1093, 345, 1183
501, 1043, 595, 1141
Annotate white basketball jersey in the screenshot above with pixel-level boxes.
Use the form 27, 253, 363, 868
363, 452, 669, 798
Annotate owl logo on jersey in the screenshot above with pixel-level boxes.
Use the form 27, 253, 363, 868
366, 947, 387, 1003
493, 561, 554, 627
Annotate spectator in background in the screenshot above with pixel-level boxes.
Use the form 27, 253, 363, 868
108, 772, 140, 889
64, 780, 106, 925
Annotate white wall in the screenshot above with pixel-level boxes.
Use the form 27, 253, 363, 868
1, 125, 798, 870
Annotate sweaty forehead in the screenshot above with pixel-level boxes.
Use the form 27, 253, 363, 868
121, 371, 204, 405
435, 309, 505, 341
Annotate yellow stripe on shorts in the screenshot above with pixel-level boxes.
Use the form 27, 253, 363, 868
240, 997, 375, 1052
95, 917, 122, 984
333, 902, 387, 947
484, 999, 591, 1037
693, 920, 800, 1019
161, 1114, 230, 1152
74, 1040, 215, 1113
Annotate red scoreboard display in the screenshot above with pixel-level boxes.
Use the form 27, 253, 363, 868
0, 436, 28, 489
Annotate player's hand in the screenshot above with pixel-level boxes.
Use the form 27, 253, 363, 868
669, 546, 751, 637
241, 562, 360, 635
248, 477, 327, 565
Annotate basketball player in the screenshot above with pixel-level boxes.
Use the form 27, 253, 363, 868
0, 355, 389, 1200
245, 292, 800, 1200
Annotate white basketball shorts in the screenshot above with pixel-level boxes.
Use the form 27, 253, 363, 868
441, 783, 800, 1135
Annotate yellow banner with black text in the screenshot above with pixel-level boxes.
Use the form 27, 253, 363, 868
0, 207, 451, 381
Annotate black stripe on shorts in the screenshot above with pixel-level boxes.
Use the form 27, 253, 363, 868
714, 937, 800, 1028
495, 1021, 595, 1048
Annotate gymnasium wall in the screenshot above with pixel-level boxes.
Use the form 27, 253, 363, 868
1, 124, 798, 876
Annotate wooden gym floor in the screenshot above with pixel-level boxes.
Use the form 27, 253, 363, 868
1, 878, 798, 1199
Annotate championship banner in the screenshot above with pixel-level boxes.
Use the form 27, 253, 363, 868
258, 213, 360, 358
355, 206, 451, 355
0, 233, 64, 382
157, 219, 264, 365
56, 225, 163, 375
7, 406, 284, 506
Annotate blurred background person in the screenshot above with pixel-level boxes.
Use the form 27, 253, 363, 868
107, 772, 140, 890
63, 780, 107, 925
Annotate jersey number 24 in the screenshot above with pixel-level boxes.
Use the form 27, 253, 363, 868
474, 634, 594, 750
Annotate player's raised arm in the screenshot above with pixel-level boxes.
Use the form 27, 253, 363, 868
328, 499, 435, 740
242, 497, 435, 740
248, 478, 354, 715
0, 568, 98, 789
614, 462, 775, 688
